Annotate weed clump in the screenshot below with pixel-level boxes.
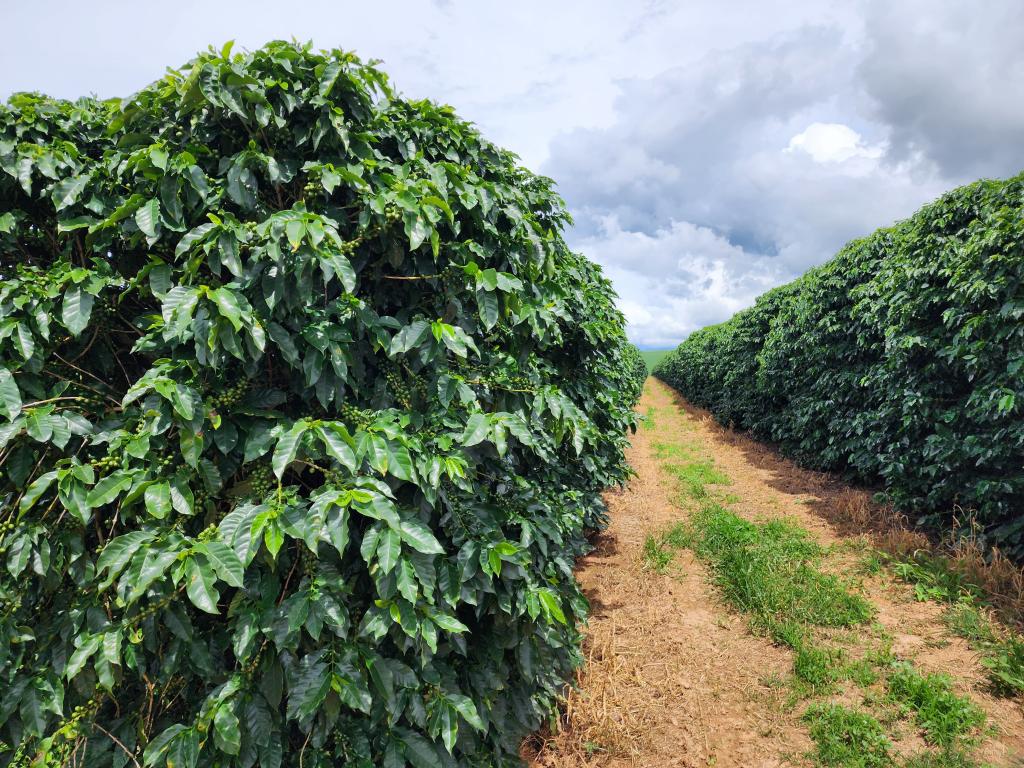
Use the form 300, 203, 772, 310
803, 704, 892, 768
886, 663, 986, 748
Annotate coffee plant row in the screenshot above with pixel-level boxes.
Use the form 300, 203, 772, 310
0, 42, 647, 767
655, 174, 1023, 555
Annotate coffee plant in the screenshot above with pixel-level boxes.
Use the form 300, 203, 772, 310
655, 174, 1024, 555
620, 345, 647, 407
0, 42, 645, 767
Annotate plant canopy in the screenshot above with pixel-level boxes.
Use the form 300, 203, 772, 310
0, 41, 645, 767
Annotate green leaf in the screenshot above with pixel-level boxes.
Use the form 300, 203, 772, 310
263, 521, 285, 558
185, 556, 220, 614
144, 481, 172, 519
15, 322, 34, 360
0, 367, 22, 420
142, 725, 190, 766
175, 222, 217, 258
213, 704, 241, 755
478, 268, 498, 291
460, 413, 490, 447
324, 506, 350, 556
448, 693, 486, 732
25, 409, 53, 443
51, 174, 90, 211
478, 290, 499, 330
319, 61, 344, 97
429, 700, 458, 753
273, 421, 308, 479
317, 425, 356, 472
401, 730, 444, 768
135, 198, 161, 238
285, 219, 306, 251
199, 541, 245, 588
61, 285, 95, 337
86, 471, 132, 509
537, 588, 567, 624
387, 442, 415, 481
65, 634, 102, 679
364, 652, 395, 710
332, 670, 373, 714
286, 651, 330, 720
389, 319, 431, 356
376, 527, 401, 575
396, 559, 418, 603
127, 547, 179, 603
429, 611, 469, 634
19, 470, 57, 511
210, 287, 244, 331
398, 518, 444, 555
405, 214, 430, 251
96, 531, 155, 590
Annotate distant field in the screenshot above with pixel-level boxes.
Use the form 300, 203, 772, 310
639, 349, 673, 372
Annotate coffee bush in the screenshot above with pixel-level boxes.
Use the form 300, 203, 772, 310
655, 174, 1024, 555
0, 42, 643, 767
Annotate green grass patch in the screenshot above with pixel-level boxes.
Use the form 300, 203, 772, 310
803, 703, 892, 768
794, 643, 845, 692
901, 751, 980, 768
980, 634, 1024, 696
844, 658, 881, 688
943, 602, 995, 645
943, 601, 1024, 697
895, 561, 1024, 698
642, 534, 673, 573
688, 504, 874, 630
886, 663, 986, 748
890, 553, 983, 605
664, 459, 730, 499
640, 348, 672, 372
642, 523, 690, 573
652, 441, 696, 460
642, 405, 657, 430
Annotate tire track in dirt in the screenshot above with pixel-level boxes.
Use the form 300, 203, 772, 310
526, 378, 1024, 767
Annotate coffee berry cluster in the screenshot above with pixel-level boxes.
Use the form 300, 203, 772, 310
247, 463, 275, 499
209, 380, 248, 410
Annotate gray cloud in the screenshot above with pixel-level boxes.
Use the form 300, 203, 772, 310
544, 3, 1023, 346
861, 0, 1024, 179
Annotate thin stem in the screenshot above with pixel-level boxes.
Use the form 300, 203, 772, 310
382, 273, 442, 281
91, 724, 141, 768
22, 396, 88, 409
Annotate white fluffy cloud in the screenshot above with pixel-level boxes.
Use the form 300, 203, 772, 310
576, 217, 783, 347
787, 123, 884, 165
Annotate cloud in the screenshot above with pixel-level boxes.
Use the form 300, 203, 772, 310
860, 0, 1024, 179
574, 216, 783, 348
546, 4, 1021, 347
786, 122, 883, 164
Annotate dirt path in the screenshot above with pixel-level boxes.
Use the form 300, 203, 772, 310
525, 378, 1024, 767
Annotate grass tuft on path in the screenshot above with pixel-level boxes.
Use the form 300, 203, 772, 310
886, 663, 986, 748
890, 552, 1024, 697
803, 703, 892, 768
688, 504, 874, 632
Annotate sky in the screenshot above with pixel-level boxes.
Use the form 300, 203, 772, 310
3, 1, 1023, 348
